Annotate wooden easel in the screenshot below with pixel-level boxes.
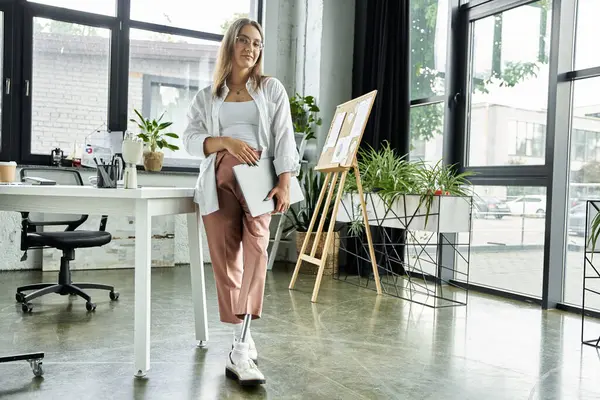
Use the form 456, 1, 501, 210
288, 90, 382, 302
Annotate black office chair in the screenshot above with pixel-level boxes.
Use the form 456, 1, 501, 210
15, 168, 119, 313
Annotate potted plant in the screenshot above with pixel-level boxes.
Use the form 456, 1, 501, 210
130, 109, 180, 172
289, 94, 322, 157
284, 168, 341, 276
339, 142, 475, 232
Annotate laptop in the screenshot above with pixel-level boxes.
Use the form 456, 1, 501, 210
233, 157, 304, 217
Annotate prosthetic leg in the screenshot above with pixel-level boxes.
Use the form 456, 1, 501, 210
226, 315, 266, 386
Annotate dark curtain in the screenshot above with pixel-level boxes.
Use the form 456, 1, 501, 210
341, 0, 411, 278
352, 0, 411, 152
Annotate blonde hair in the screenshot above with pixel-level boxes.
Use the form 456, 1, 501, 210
212, 18, 265, 98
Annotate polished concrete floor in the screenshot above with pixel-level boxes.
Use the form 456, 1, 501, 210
1, 265, 600, 400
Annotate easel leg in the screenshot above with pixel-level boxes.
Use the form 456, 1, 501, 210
310, 173, 339, 257
289, 173, 333, 289
311, 171, 348, 303
354, 164, 382, 295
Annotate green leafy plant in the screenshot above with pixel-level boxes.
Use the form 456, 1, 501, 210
587, 206, 600, 259
343, 142, 475, 228
130, 109, 180, 153
289, 94, 322, 141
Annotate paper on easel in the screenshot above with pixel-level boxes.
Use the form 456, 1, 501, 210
332, 136, 352, 163
324, 112, 346, 149
349, 99, 371, 139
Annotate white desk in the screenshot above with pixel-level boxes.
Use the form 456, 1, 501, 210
0, 185, 208, 377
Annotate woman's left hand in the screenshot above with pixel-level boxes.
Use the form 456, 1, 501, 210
266, 182, 290, 214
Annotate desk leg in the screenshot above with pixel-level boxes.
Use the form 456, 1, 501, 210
188, 205, 208, 347
134, 200, 151, 378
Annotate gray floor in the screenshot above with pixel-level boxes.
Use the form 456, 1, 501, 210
1, 265, 600, 400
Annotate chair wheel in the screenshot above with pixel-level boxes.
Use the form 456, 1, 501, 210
109, 291, 119, 301
15, 292, 25, 303
22, 303, 32, 313
28, 359, 43, 377
86, 302, 96, 311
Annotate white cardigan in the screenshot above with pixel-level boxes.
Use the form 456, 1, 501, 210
182, 77, 300, 215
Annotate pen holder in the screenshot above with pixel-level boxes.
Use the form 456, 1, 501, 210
97, 165, 117, 188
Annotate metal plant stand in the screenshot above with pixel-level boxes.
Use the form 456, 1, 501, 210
335, 192, 473, 308
582, 200, 600, 348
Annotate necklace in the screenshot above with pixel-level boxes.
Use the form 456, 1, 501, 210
228, 82, 246, 95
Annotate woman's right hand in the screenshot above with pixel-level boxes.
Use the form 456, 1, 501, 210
222, 137, 259, 166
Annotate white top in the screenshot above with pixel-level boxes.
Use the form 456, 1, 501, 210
219, 101, 260, 149
182, 77, 300, 216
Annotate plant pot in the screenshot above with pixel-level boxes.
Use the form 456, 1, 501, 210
143, 151, 164, 172
296, 231, 340, 276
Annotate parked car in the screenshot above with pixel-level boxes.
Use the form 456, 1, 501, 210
506, 195, 546, 216
473, 196, 511, 219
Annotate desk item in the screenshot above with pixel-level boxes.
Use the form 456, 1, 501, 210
0, 161, 16, 182
233, 157, 304, 218
122, 134, 144, 189
23, 176, 56, 185
112, 153, 124, 184
50, 148, 64, 166
97, 165, 117, 188
0, 183, 208, 378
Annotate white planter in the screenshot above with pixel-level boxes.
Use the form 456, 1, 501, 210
337, 192, 472, 233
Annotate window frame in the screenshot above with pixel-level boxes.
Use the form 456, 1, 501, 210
0, 0, 263, 171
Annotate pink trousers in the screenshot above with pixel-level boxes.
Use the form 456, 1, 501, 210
202, 151, 272, 324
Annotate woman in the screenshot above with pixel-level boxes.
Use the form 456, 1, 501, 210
182, 18, 299, 386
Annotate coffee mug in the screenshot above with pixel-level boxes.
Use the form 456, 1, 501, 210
0, 161, 17, 183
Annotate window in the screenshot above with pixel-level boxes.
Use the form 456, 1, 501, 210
565, 78, 600, 310
409, 103, 444, 163
466, 2, 551, 167
128, 30, 219, 167
30, 17, 111, 156
574, 0, 600, 70
0, 13, 3, 153
410, 0, 448, 100
409, 0, 448, 163
27, 0, 116, 16
507, 121, 546, 158
3, 1, 262, 168
130, 0, 257, 35
457, 185, 546, 298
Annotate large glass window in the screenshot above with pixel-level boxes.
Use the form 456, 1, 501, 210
130, 0, 256, 35
410, 0, 448, 100
31, 17, 110, 156
457, 185, 547, 297
409, 0, 448, 163
0, 13, 3, 152
128, 30, 219, 167
466, 2, 552, 167
574, 0, 600, 70
409, 103, 444, 163
27, 0, 116, 16
564, 78, 600, 310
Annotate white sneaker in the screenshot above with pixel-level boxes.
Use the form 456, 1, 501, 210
233, 333, 258, 364
226, 342, 266, 386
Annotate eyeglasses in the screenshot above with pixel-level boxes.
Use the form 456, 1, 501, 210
235, 35, 264, 51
